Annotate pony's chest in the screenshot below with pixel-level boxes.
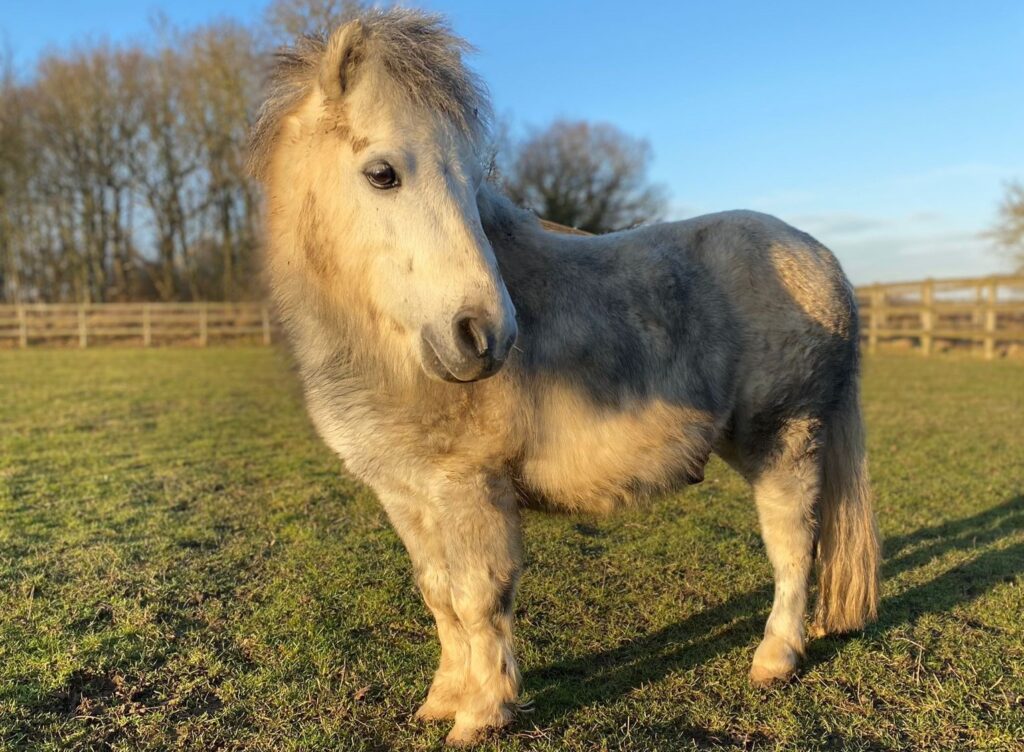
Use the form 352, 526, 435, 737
306, 400, 384, 481
305, 384, 508, 488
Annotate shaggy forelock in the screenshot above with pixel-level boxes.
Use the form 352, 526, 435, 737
247, 35, 326, 179
248, 8, 492, 179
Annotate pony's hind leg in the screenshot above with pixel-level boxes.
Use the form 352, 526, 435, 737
749, 420, 821, 684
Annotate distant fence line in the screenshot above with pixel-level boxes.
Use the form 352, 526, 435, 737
2, 274, 1024, 357
857, 274, 1024, 359
0, 302, 273, 348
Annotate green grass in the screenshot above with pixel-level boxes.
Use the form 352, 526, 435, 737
1, 348, 1022, 751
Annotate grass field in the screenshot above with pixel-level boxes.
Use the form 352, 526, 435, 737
1, 348, 1022, 751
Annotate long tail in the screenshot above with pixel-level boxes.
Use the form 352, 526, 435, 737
813, 379, 881, 634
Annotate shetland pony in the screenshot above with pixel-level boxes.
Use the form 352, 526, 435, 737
250, 9, 880, 745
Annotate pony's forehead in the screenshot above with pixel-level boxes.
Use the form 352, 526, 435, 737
335, 74, 489, 155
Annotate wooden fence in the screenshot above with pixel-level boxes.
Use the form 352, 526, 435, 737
2, 274, 1024, 356
0, 302, 273, 348
857, 274, 1024, 359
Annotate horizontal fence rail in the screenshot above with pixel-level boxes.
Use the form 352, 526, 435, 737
2, 274, 1023, 356
0, 302, 273, 348
857, 274, 1024, 359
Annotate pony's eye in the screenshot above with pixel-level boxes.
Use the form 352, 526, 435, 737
364, 161, 400, 190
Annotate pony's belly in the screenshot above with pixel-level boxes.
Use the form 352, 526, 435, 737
519, 385, 715, 514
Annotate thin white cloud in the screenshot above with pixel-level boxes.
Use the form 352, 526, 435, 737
890, 162, 1012, 188
816, 223, 1009, 284
766, 209, 1012, 284
788, 213, 891, 237
663, 193, 1015, 285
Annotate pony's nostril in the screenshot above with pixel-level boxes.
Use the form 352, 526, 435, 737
456, 315, 491, 358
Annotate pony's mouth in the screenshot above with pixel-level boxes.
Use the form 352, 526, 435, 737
420, 332, 503, 383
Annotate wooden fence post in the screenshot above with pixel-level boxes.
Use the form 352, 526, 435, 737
17, 304, 27, 347
972, 281, 983, 353
920, 279, 934, 356
983, 278, 998, 360
143, 304, 152, 347
868, 286, 883, 354
199, 303, 208, 347
261, 305, 271, 345
78, 304, 88, 348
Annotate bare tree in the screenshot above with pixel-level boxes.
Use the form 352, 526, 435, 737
502, 120, 666, 234
132, 44, 203, 300
0, 53, 29, 302
180, 22, 262, 300
263, 0, 365, 42
989, 181, 1024, 271
31, 46, 143, 302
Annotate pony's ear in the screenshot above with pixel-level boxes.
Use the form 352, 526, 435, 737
319, 20, 366, 101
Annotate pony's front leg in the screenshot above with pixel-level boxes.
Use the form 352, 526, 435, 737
378, 492, 469, 721
438, 478, 522, 746
415, 600, 470, 722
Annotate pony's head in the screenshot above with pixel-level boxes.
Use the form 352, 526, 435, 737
251, 10, 516, 383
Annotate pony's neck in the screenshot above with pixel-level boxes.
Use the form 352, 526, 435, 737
476, 183, 563, 320
476, 182, 531, 240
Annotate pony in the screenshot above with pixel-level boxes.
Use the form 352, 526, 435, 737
249, 9, 880, 746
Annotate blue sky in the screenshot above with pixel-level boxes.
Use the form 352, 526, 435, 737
4, 0, 1022, 283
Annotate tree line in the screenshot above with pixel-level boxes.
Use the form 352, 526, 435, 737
0, 22, 262, 304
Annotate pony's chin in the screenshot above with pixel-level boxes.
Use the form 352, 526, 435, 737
419, 335, 499, 383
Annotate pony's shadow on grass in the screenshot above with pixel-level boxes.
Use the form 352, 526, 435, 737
523, 494, 1024, 728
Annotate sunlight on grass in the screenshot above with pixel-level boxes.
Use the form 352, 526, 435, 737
1, 349, 1022, 750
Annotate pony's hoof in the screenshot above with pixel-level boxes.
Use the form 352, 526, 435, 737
445, 724, 484, 747
415, 696, 458, 722
750, 634, 801, 685
416, 676, 464, 722
445, 705, 513, 746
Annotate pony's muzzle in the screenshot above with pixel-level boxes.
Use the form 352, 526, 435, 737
421, 308, 517, 383
451, 307, 516, 380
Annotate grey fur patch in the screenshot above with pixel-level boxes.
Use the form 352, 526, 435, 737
501, 230, 740, 415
